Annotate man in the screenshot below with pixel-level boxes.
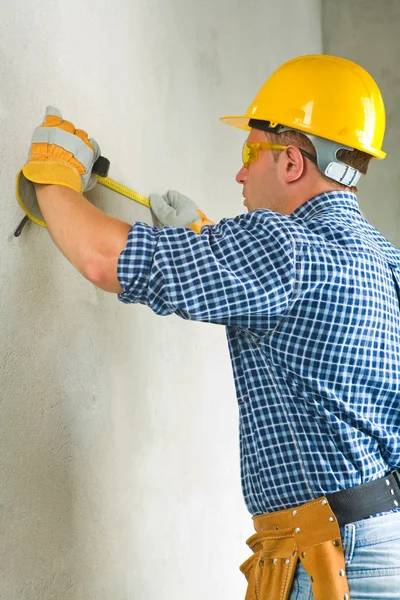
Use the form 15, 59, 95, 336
17, 55, 400, 599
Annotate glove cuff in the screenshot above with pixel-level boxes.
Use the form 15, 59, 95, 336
16, 171, 46, 226
22, 162, 83, 193
188, 210, 215, 233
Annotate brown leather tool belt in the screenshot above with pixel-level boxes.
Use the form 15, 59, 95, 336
240, 469, 400, 600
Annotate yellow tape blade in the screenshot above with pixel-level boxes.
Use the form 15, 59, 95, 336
95, 175, 150, 209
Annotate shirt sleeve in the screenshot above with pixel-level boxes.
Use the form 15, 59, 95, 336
117, 210, 297, 328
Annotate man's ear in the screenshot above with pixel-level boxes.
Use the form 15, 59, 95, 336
282, 146, 305, 183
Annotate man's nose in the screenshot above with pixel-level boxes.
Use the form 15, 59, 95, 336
236, 165, 248, 184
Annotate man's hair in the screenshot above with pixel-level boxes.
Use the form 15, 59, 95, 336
265, 130, 373, 192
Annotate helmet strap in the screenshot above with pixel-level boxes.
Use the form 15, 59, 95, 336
248, 119, 362, 187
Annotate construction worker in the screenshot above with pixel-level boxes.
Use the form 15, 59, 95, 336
17, 55, 400, 599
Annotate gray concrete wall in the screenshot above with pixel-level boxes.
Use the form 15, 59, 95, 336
0, 1, 322, 599
322, 0, 400, 246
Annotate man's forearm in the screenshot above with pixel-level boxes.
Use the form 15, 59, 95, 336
35, 184, 131, 293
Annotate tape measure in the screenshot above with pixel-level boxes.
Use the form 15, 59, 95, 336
14, 155, 150, 236
95, 175, 150, 209
92, 155, 150, 208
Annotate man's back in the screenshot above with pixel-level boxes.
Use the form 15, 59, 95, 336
226, 191, 400, 515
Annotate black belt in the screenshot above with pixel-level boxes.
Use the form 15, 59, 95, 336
326, 469, 400, 527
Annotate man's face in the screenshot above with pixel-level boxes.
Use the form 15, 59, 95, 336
236, 128, 284, 213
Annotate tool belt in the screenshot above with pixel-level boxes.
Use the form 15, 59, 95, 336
240, 469, 400, 600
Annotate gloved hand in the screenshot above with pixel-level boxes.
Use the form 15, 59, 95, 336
16, 105, 101, 226
149, 190, 214, 233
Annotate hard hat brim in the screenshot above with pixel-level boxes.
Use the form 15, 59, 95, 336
219, 115, 386, 159
219, 116, 251, 131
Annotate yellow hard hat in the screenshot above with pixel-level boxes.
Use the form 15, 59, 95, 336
220, 54, 386, 159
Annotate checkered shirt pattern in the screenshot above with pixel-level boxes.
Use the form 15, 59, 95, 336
118, 191, 400, 515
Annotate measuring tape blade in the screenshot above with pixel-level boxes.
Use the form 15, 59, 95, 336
95, 175, 151, 209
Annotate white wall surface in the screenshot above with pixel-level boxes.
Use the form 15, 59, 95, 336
0, 1, 322, 598
322, 0, 400, 247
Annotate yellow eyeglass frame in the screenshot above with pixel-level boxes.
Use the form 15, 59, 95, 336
242, 141, 288, 168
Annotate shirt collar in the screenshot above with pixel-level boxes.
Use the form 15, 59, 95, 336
290, 190, 361, 221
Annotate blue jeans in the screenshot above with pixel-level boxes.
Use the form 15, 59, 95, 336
288, 510, 400, 599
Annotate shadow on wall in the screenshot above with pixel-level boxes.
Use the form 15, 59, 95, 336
1, 225, 77, 596
0, 55, 136, 597
2, 222, 139, 597
0, 34, 77, 594
1, 115, 159, 600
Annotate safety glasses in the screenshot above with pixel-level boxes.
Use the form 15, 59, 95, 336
242, 141, 288, 169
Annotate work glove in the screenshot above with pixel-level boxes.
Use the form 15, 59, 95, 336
16, 105, 101, 227
149, 190, 214, 233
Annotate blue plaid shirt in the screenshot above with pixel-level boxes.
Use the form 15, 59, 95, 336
118, 191, 400, 516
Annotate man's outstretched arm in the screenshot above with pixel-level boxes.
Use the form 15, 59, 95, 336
35, 184, 131, 293
19, 108, 216, 298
